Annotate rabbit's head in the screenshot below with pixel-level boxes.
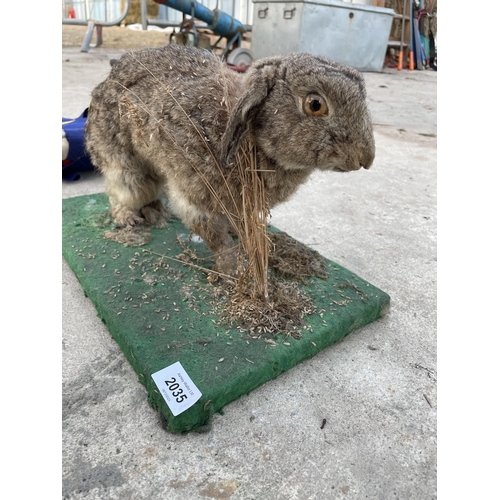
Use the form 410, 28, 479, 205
221, 53, 375, 173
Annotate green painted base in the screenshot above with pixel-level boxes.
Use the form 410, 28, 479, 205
62, 193, 390, 433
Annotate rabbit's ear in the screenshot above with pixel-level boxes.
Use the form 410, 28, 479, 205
220, 64, 277, 166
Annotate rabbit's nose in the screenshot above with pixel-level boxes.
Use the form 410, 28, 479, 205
361, 152, 374, 170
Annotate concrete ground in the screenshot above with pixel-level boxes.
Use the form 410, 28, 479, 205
62, 42, 437, 499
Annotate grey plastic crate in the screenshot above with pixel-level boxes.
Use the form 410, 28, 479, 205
251, 0, 395, 72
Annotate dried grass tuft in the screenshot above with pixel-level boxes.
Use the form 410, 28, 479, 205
215, 278, 315, 339
268, 232, 328, 281
230, 142, 270, 301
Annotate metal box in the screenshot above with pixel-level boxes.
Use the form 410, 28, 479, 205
251, 0, 395, 72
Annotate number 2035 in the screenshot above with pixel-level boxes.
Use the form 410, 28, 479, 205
165, 377, 188, 403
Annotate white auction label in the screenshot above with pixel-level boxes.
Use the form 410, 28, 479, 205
151, 361, 202, 416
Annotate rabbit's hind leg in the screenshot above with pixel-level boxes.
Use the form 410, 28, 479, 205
141, 199, 170, 228
104, 159, 169, 229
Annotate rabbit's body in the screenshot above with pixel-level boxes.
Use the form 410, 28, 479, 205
85, 44, 375, 273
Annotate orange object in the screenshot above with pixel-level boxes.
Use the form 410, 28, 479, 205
409, 51, 414, 70
397, 51, 403, 70
69, 7, 75, 18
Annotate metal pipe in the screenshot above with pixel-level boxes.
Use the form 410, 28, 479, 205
141, 0, 148, 31
62, 0, 132, 27
154, 0, 246, 38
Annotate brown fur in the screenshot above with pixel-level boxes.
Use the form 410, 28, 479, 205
85, 44, 375, 274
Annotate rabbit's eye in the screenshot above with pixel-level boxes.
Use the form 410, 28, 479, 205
303, 94, 328, 117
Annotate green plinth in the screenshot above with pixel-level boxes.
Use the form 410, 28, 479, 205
62, 193, 390, 433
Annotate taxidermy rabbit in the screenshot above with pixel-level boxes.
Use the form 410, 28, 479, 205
85, 44, 375, 274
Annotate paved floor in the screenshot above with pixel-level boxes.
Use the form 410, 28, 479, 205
62, 45, 437, 499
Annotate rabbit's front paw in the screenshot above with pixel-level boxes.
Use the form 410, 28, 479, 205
213, 248, 238, 278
